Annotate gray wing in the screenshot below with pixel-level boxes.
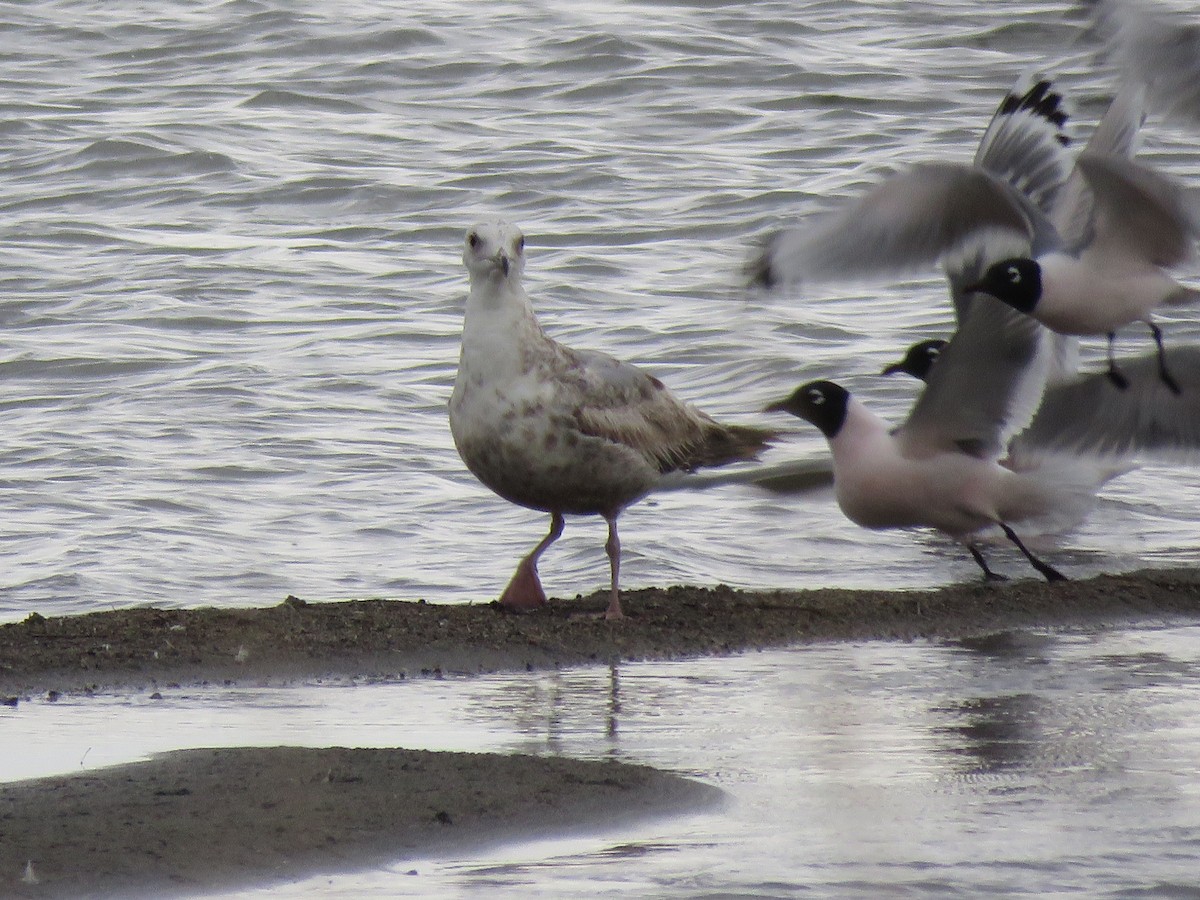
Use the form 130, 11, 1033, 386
1012, 347, 1200, 463
1052, 82, 1145, 247
943, 77, 1075, 321
1090, 0, 1200, 127
1075, 151, 1200, 266
655, 455, 834, 494
972, 76, 1074, 217
750, 163, 1040, 289
894, 294, 1051, 459
555, 347, 709, 472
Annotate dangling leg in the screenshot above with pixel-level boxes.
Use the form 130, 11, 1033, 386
497, 512, 564, 611
1106, 332, 1129, 390
968, 543, 1008, 582
602, 512, 624, 620
1148, 320, 1182, 395
999, 523, 1066, 582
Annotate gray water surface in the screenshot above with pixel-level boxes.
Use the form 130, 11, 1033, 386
3, 0, 1200, 620
8, 622, 1200, 897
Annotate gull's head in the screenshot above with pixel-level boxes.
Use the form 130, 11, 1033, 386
764, 379, 849, 439
880, 338, 947, 380
463, 221, 526, 285
968, 257, 1043, 314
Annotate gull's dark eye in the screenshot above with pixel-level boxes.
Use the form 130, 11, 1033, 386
1007, 265, 1021, 284
927, 347, 940, 360
467, 232, 480, 250
515, 235, 525, 253
808, 389, 825, 405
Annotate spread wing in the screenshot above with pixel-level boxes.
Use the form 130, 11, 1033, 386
1012, 347, 1200, 464
1074, 151, 1200, 267
750, 163, 1041, 289
893, 295, 1051, 460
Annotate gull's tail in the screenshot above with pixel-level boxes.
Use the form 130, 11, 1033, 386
685, 422, 779, 470
999, 452, 1125, 537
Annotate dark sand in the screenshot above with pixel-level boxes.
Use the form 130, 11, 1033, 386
2, 746, 720, 899
4, 569, 1200, 898
4, 569, 1200, 698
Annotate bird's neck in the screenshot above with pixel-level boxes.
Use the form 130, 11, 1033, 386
460, 279, 548, 373
827, 399, 892, 461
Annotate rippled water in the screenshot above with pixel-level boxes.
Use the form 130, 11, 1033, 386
6, 622, 1200, 896
3, 0, 1198, 620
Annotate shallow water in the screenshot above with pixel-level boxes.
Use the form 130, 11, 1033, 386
2, 0, 1200, 620
7, 622, 1200, 897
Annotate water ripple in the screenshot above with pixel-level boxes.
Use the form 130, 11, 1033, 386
0, 0, 1198, 619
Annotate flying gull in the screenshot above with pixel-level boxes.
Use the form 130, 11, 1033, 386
750, 75, 1200, 392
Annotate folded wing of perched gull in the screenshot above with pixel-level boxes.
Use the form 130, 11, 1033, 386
449, 221, 776, 620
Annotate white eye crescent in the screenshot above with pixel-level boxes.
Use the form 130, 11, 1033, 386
1007, 265, 1021, 284
808, 390, 825, 405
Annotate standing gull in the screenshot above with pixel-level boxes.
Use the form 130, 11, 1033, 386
765, 298, 1116, 582
449, 221, 775, 620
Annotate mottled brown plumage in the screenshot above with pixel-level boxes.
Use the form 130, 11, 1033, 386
449, 221, 775, 619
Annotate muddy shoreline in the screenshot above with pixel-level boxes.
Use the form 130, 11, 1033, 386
4, 569, 1200, 698
1, 746, 721, 899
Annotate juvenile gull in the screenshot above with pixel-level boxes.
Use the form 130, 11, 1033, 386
449, 221, 775, 620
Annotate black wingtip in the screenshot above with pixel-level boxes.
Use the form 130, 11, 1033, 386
745, 246, 778, 289
997, 76, 1072, 144
747, 257, 777, 289
746, 233, 783, 289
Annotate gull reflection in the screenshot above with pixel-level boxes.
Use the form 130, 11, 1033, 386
460, 664, 624, 759
933, 693, 1046, 774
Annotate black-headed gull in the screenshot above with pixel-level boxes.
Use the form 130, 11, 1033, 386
883, 335, 1200, 467
752, 77, 1199, 393
765, 297, 1117, 582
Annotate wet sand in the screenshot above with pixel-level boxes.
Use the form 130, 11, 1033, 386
2, 746, 721, 899
3, 569, 1200, 698
3, 569, 1200, 898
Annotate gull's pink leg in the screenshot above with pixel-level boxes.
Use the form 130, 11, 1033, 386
603, 513, 624, 620
498, 512, 564, 611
